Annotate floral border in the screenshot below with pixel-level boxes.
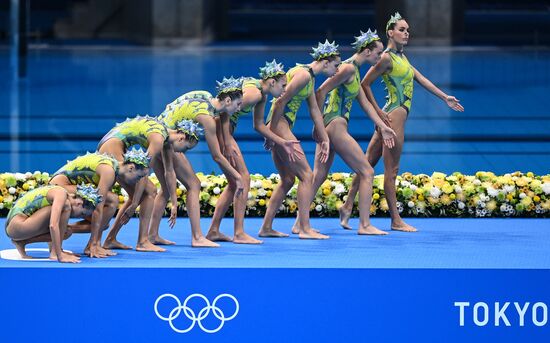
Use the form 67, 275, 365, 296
1, 171, 549, 218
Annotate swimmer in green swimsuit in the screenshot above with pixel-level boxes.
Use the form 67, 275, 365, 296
293, 29, 397, 236
149, 78, 244, 248
5, 184, 101, 263
206, 60, 300, 244
97, 115, 198, 252
49, 150, 148, 258
341, 12, 464, 232
259, 40, 341, 240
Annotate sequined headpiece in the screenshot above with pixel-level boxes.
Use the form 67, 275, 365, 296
259, 59, 285, 80
310, 40, 340, 60
176, 119, 204, 140
76, 184, 102, 207
352, 29, 380, 51
216, 76, 243, 96
123, 147, 150, 168
386, 12, 403, 31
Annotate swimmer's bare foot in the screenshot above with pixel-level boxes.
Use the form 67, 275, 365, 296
149, 235, 176, 245
233, 232, 263, 244
84, 245, 116, 257
358, 224, 388, 235
339, 207, 352, 230
391, 220, 418, 232
298, 229, 329, 240
103, 239, 133, 250
192, 236, 220, 248
206, 230, 233, 242
136, 241, 166, 252
258, 227, 289, 238
291, 223, 320, 234
12, 240, 31, 259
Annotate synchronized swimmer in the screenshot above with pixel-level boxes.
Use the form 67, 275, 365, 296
4, 12, 464, 262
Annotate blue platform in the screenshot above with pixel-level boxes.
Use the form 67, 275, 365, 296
1, 217, 549, 269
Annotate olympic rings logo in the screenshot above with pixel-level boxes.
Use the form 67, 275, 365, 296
154, 293, 239, 334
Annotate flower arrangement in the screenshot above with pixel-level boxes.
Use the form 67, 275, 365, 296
1, 171, 549, 218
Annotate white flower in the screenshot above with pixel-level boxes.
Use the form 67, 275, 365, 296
410, 184, 418, 192
0, 203, 3, 209
343, 195, 348, 202
519, 192, 526, 199
251, 180, 263, 189
500, 204, 508, 212
401, 181, 410, 187
315, 204, 323, 212
458, 201, 465, 209
396, 201, 404, 213
487, 187, 499, 197
279, 204, 285, 211
25, 172, 32, 178
454, 186, 462, 194
477, 200, 486, 208
257, 188, 267, 197
430, 187, 441, 198
333, 184, 346, 195
8, 187, 16, 194
15, 173, 26, 181
248, 192, 254, 200
200, 181, 208, 188
178, 184, 186, 191
504, 185, 515, 193
542, 182, 550, 195
473, 179, 481, 186
407, 201, 415, 208
121, 189, 128, 197
213, 187, 221, 195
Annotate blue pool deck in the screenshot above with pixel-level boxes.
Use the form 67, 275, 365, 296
1, 217, 549, 269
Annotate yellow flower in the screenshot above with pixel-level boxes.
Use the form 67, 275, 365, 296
515, 177, 528, 187
209, 196, 219, 207
373, 193, 380, 200
441, 194, 451, 205
0, 195, 3, 203
176, 188, 183, 196
433, 178, 445, 188
506, 194, 514, 201
266, 190, 272, 197
22, 183, 29, 191
418, 194, 425, 201
380, 198, 389, 211
335, 200, 343, 209
118, 195, 125, 203
442, 184, 454, 194
370, 204, 377, 214
323, 188, 331, 196
288, 201, 297, 212
258, 199, 266, 206
521, 197, 532, 207
262, 180, 272, 189
534, 196, 541, 202
527, 172, 534, 178
432, 172, 446, 179
450, 194, 456, 200
332, 173, 343, 181
487, 200, 497, 211
416, 188, 423, 195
